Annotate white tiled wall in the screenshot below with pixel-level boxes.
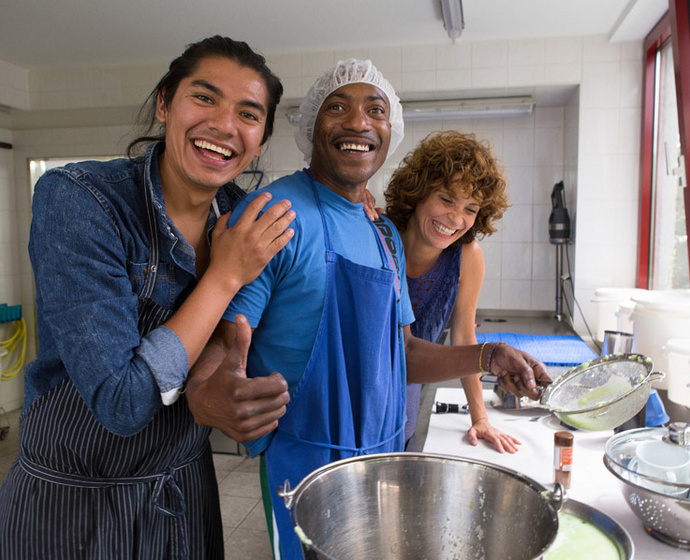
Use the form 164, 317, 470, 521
0, 60, 30, 111
0, 34, 644, 403
0, 124, 131, 410
257, 104, 570, 313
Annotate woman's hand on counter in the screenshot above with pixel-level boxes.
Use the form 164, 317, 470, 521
468, 419, 522, 454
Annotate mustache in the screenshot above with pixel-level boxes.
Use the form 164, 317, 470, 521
333, 134, 379, 146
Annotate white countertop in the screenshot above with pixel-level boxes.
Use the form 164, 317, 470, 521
423, 388, 688, 560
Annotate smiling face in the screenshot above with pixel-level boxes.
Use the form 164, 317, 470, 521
156, 56, 268, 195
309, 83, 392, 202
408, 176, 481, 250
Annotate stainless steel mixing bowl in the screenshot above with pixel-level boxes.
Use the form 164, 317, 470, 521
278, 452, 562, 560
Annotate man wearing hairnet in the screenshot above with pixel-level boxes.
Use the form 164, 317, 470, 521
189, 59, 551, 559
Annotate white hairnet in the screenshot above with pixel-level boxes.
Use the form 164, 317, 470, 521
295, 59, 404, 162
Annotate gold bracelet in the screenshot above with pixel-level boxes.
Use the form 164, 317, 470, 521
485, 342, 504, 374
479, 342, 489, 373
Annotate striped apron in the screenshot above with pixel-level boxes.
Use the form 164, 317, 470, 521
0, 181, 223, 559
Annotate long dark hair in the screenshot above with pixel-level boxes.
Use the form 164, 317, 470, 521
127, 35, 283, 157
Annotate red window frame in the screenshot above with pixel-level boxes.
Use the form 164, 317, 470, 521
637, 1, 690, 288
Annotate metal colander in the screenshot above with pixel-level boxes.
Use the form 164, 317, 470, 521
540, 354, 664, 431
604, 425, 690, 549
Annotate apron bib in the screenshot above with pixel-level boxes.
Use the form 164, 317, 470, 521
264, 172, 406, 559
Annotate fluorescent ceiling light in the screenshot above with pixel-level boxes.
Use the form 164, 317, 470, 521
440, 0, 464, 41
284, 96, 535, 126
402, 97, 535, 121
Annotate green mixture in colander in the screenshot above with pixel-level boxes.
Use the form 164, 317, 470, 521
576, 378, 633, 409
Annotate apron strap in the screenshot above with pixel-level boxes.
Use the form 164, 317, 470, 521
136, 176, 174, 336
275, 424, 405, 456
16, 445, 205, 490
304, 168, 334, 253
139, 176, 160, 301
372, 221, 401, 297
304, 168, 394, 278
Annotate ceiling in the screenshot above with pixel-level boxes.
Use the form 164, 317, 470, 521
0, 0, 669, 70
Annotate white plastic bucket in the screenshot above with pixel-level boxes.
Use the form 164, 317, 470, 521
664, 338, 690, 407
631, 290, 690, 390
616, 301, 635, 335
592, 288, 647, 342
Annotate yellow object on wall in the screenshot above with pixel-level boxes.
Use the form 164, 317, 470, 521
1, 318, 26, 381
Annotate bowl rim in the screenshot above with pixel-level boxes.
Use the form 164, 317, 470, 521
286, 451, 555, 497
604, 429, 690, 490
603, 454, 690, 497
281, 451, 561, 559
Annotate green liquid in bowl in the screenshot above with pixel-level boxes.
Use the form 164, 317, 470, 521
545, 512, 621, 560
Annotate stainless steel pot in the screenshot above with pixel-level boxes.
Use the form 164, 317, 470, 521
278, 452, 563, 560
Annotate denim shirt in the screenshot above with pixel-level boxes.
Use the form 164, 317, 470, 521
25, 142, 242, 435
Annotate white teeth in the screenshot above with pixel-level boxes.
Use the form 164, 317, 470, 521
194, 139, 233, 158
433, 221, 456, 236
339, 143, 370, 152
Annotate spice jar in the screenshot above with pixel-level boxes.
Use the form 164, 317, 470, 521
554, 431, 574, 489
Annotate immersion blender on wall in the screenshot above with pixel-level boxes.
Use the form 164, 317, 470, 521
549, 181, 571, 321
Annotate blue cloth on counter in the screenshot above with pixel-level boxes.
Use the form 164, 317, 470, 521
475, 332, 598, 366
645, 388, 670, 426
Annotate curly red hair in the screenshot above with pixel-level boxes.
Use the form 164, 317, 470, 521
385, 131, 509, 246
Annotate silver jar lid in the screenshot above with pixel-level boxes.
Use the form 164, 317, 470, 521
667, 422, 690, 446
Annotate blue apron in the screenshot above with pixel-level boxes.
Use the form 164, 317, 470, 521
264, 173, 406, 559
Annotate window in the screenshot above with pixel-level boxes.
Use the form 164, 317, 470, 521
652, 39, 687, 288
638, 4, 690, 289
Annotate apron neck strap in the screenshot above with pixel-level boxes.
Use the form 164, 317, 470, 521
305, 168, 333, 252
304, 168, 397, 288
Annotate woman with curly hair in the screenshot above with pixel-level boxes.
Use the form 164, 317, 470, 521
385, 130, 518, 453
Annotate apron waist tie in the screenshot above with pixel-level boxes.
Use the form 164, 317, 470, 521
277, 424, 404, 456
17, 445, 207, 559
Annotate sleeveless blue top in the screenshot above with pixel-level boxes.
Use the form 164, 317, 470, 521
405, 244, 462, 442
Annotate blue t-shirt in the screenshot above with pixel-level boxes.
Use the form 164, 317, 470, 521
224, 171, 414, 452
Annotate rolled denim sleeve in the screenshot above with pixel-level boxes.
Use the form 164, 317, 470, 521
30, 170, 185, 436
136, 326, 189, 397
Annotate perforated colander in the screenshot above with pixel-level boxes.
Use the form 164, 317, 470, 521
541, 353, 664, 431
